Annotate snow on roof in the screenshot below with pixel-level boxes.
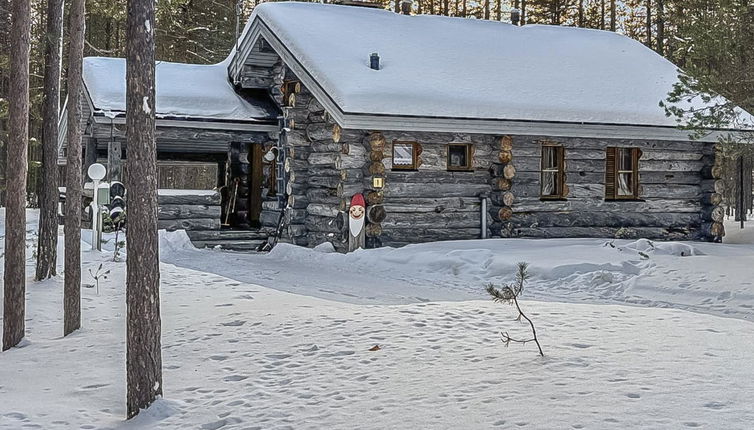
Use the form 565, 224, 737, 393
247, 2, 751, 128
83, 57, 276, 122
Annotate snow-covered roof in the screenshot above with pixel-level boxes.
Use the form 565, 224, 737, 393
236, 2, 751, 129
82, 57, 277, 122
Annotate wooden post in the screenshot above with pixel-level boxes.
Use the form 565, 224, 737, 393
739, 155, 745, 228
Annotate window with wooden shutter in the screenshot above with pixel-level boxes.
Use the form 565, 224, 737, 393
605, 147, 641, 200
540, 144, 566, 199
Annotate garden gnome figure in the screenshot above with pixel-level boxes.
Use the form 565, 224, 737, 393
348, 193, 366, 252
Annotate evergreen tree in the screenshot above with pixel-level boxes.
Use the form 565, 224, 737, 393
662, 0, 754, 139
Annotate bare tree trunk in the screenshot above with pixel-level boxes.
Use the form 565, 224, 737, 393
577, 0, 583, 26
3, 0, 31, 352
483, 0, 489, 20
35, 0, 64, 281
600, 0, 605, 30
646, 0, 652, 49
521, 0, 526, 24
64, 0, 85, 337
0, 0, 9, 207
610, 0, 616, 31
126, 0, 162, 418
657, 0, 664, 55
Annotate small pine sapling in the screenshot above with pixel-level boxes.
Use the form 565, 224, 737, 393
87, 263, 111, 295
486, 262, 544, 357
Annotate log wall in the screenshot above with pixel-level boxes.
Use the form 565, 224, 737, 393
156, 190, 221, 232
503, 135, 720, 241
281, 68, 369, 249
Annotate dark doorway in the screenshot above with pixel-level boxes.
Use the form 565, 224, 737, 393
223, 142, 263, 229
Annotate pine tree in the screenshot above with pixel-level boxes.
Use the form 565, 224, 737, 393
662, 0, 754, 137
125, 0, 163, 417
645, 0, 652, 48
64, 0, 85, 336
656, 0, 665, 54
35, 0, 64, 281
3, 0, 31, 351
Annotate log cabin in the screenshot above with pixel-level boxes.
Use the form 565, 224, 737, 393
60, 1, 754, 250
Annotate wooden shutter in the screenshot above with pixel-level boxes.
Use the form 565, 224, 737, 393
632, 148, 642, 198
605, 147, 617, 199
557, 146, 566, 197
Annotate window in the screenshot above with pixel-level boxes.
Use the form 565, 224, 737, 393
281, 80, 300, 107
605, 147, 641, 200
540, 144, 565, 199
447, 143, 473, 171
392, 141, 418, 170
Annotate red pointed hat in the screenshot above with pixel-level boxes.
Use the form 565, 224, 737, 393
351, 193, 365, 208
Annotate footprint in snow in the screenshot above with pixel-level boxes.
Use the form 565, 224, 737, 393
223, 375, 248, 382
220, 320, 246, 327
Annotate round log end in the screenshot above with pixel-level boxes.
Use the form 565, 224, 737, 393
500, 135, 513, 151
367, 205, 387, 224
366, 190, 384, 205
368, 132, 386, 151
494, 177, 512, 191
503, 164, 517, 180
366, 223, 383, 237
502, 192, 515, 207
498, 150, 512, 164
498, 206, 513, 221
332, 124, 342, 143
368, 162, 386, 176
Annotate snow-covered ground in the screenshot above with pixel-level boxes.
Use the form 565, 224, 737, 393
2, 209, 754, 429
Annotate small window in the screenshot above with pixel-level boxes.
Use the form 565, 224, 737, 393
447, 143, 473, 171
541, 145, 565, 199
392, 141, 418, 170
605, 147, 641, 200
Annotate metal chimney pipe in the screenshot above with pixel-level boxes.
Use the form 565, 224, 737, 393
370, 52, 380, 70
511, 8, 521, 25
400, 0, 412, 15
